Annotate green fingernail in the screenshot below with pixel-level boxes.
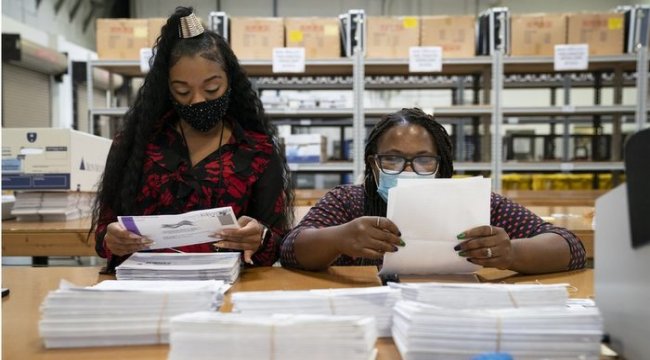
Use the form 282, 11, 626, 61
458, 251, 467, 257
457, 233, 466, 239
399, 239, 406, 247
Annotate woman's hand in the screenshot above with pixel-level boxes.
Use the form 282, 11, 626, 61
455, 225, 514, 270
337, 216, 403, 259
213, 216, 265, 264
104, 222, 153, 256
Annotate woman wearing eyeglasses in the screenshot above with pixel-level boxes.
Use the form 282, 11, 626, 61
279, 108, 585, 274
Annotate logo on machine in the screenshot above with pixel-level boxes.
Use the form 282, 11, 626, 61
26, 132, 37, 143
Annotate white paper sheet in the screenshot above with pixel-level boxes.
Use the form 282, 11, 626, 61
118, 207, 239, 250
379, 177, 491, 275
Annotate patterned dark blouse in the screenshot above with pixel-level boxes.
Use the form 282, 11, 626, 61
280, 184, 586, 270
96, 113, 287, 270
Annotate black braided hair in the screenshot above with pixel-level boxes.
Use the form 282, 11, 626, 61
363, 107, 453, 217
91, 6, 294, 239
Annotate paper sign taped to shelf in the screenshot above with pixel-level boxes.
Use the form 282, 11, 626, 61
409, 46, 442, 73
273, 47, 305, 73
554, 44, 589, 71
562, 105, 576, 113
560, 163, 575, 171
139, 48, 153, 73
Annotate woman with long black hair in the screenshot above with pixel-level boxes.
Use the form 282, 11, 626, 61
91, 6, 293, 272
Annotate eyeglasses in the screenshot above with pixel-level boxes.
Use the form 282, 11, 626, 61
373, 154, 440, 175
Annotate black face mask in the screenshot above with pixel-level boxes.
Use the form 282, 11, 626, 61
173, 88, 231, 132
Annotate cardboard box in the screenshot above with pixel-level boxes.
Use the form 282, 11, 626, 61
285, 17, 340, 59
420, 15, 475, 58
147, 18, 167, 48
96, 18, 149, 59
230, 17, 284, 60
366, 16, 420, 59
284, 134, 327, 163
567, 13, 624, 55
1, 128, 112, 191
511, 13, 567, 56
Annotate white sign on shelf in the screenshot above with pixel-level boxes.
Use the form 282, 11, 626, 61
139, 48, 154, 73
560, 162, 575, 172
554, 44, 589, 71
409, 46, 443, 73
272, 47, 305, 73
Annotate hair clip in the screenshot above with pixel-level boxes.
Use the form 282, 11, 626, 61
178, 13, 205, 38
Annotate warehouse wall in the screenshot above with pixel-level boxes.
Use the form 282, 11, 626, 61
2, 0, 96, 49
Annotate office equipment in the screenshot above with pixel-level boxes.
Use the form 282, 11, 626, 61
623, 127, 650, 248
595, 127, 650, 359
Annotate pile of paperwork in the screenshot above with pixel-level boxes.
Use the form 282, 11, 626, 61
39, 280, 229, 348
116, 252, 240, 283
169, 312, 377, 360
232, 286, 401, 337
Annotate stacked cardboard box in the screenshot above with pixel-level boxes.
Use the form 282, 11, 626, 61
420, 15, 475, 58
285, 17, 340, 59
366, 16, 419, 59
567, 13, 624, 55
511, 14, 567, 56
96, 19, 149, 59
230, 17, 284, 60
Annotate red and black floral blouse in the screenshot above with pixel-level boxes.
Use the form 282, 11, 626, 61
280, 185, 586, 270
96, 114, 287, 270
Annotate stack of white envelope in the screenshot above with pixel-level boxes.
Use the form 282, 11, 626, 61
115, 252, 241, 283
392, 299, 603, 360
39, 280, 229, 348
231, 286, 401, 337
11, 191, 93, 221
389, 282, 570, 308
169, 312, 378, 360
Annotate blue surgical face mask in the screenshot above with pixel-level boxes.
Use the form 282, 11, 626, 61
376, 171, 436, 202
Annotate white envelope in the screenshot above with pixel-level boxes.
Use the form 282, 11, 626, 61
380, 177, 491, 275
118, 207, 239, 250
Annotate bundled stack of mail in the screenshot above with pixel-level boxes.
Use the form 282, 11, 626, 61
169, 312, 377, 360
11, 191, 93, 221
391, 285, 603, 360
389, 282, 569, 308
39, 279, 229, 348
231, 286, 401, 337
116, 252, 241, 283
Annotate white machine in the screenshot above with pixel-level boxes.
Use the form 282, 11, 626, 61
594, 128, 650, 360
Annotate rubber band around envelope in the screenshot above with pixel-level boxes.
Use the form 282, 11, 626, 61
507, 290, 519, 308
270, 322, 276, 360
495, 315, 502, 353
327, 289, 336, 315
157, 294, 168, 344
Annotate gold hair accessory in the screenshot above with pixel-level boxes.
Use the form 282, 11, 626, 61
179, 13, 204, 38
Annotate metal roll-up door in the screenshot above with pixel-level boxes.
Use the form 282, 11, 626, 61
2, 63, 51, 128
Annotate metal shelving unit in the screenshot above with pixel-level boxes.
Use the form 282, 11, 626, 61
86, 11, 649, 192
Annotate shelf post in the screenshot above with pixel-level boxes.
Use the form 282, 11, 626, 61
351, 12, 366, 182
489, 8, 506, 192
635, 46, 648, 131
86, 58, 94, 134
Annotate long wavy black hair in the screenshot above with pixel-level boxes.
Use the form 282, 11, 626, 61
91, 6, 294, 237
363, 108, 453, 217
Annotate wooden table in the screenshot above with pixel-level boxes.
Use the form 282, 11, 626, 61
1, 217, 95, 257
2, 265, 593, 360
